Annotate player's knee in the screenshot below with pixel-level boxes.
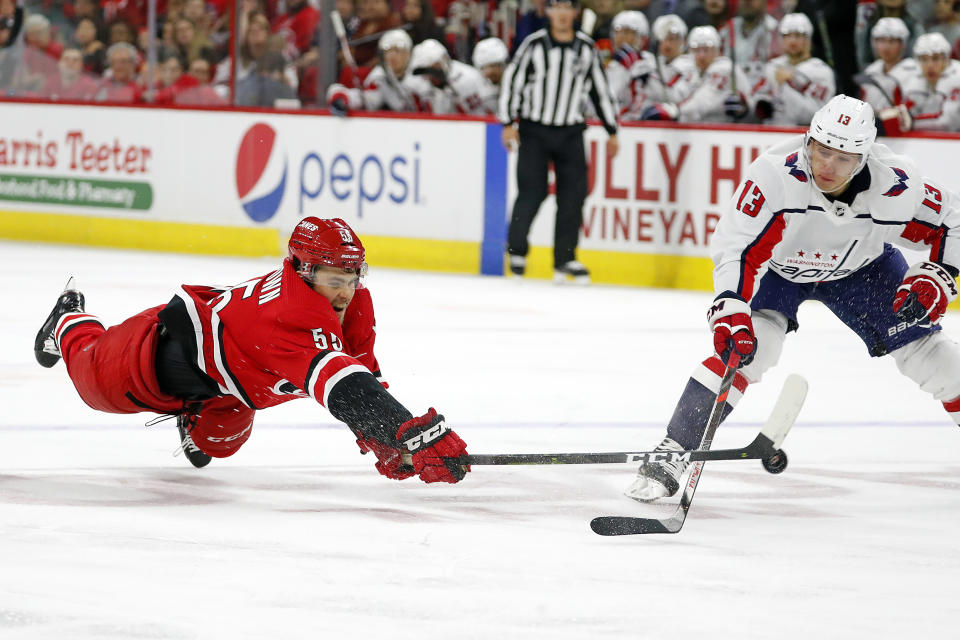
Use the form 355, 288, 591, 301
891, 332, 960, 402
740, 310, 788, 385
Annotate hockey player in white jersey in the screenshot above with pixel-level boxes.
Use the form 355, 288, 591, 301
642, 26, 752, 123
721, 0, 781, 93
649, 14, 696, 105
856, 17, 918, 136
409, 38, 487, 115
626, 95, 960, 502
903, 33, 960, 133
752, 13, 835, 126
326, 29, 423, 114
605, 11, 663, 120
472, 37, 509, 115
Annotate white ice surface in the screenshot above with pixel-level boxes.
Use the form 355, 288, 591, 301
1, 241, 959, 639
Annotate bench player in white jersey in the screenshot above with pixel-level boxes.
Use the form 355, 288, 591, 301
626, 96, 960, 501
651, 14, 696, 103
326, 29, 424, 114
604, 11, 662, 120
643, 26, 753, 123
472, 37, 509, 115
409, 38, 487, 115
903, 33, 960, 132
857, 17, 919, 136
752, 13, 835, 126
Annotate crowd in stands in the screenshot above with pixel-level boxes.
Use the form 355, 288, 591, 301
3, 1, 960, 133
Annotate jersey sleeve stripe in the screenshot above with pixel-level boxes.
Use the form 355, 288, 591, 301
737, 211, 787, 299
321, 365, 371, 408
304, 350, 367, 404
54, 314, 103, 350
209, 289, 255, 409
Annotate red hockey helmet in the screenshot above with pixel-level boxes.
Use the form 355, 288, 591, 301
287, 217, 367, 282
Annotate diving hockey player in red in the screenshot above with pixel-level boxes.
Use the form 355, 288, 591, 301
33, 217, 470, 484
627, 95, 960, 501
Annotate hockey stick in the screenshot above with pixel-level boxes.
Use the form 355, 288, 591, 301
461, 417, 790, 466
330, 10, 359, 74
815, 10, 834, 70
590, 367, 808, 536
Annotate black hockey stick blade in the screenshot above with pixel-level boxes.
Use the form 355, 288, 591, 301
591, 374, 808, 536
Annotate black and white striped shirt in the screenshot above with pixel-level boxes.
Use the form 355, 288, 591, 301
498, 29, 619, 134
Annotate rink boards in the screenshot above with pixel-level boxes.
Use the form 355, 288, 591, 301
1, 101, 960, 291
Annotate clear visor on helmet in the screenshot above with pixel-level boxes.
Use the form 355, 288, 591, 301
303, 262, 369, 289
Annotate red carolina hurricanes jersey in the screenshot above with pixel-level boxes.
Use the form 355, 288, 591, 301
159, 260, 383, 412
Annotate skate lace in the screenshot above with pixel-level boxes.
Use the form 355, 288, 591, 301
653, 437, 689, 479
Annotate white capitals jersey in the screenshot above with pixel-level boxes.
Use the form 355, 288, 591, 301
903, 59, 960, 132
606, 47, 667, 119
711, 135, 960, 301
416, 60, 488, 115
753, 55, 835, 126
859, 57, 920, 110
677, 55, 752, 123
477, 77, 501, 115
656, 53, 697, 103
327, 65, 423, 112
721, 15, 783, 94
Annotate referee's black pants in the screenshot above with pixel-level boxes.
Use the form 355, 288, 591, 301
507, 120, 588, 269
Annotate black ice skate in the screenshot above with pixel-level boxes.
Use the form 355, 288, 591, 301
176, 413, 212, 468
508, 255, 526, 276
553, 260, 590, 285
34, 277, 85, 368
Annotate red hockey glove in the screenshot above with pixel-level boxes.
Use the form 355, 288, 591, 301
397, 408, 469, 484
893, 261, 959, 327
707, 294, 757, 366
356, 435, 415, 480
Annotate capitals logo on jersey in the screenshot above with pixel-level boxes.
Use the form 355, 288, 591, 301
883, 167, 910, 197
784, 152, 808, 183
236, 123, 288, 222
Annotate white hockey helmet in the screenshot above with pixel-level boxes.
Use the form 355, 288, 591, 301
779, 12, 813, 37
410, 38, 450, 72
687, 26, 721, 50
379, 29, 413, 52
612, 10, 649, 38
472, 37, 508, 69
914, 32, 951, 57
870, 17, 909, 43
804, 95, 877, 189
652, 14, 688, 42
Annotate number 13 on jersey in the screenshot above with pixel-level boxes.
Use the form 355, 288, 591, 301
736, 180, 766, 217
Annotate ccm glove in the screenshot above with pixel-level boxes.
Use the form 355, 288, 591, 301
356, 434, 416, 480
724, 94, 747, 119
707, 294, 757, 366
893, 261, 959, 327
397, 408, 469, 483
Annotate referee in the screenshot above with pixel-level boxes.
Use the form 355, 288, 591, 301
498, 0, 619, 284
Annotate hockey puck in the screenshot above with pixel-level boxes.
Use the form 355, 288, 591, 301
762, 449, 788, 474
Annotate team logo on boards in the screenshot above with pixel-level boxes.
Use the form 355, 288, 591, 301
235, 123, 287, 222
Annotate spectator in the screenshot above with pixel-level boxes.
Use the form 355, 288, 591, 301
472, 36, 508, 113
927, 0, 960, 48
179, 56, 228, 104
904, 32, 960, 131
686, 0, 732, 31
106, 18, 137, 48
752, 12, 835, 126
353, 0, 403, 67
272, 0, 321, 61
95, 41, 142, 102
101, 0, 148, 29
41, 47, 99, 100
154, 53, 187, 103
337, 0, 361, 38
720, 0, 782, 93
856, 0, 922, 71
22, 14, 62, 93
235, 50, 298, 107
72, 0, 103, 24
513, 0, 547, 54
173, 17, 213, 64
402, 0, 446, 47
